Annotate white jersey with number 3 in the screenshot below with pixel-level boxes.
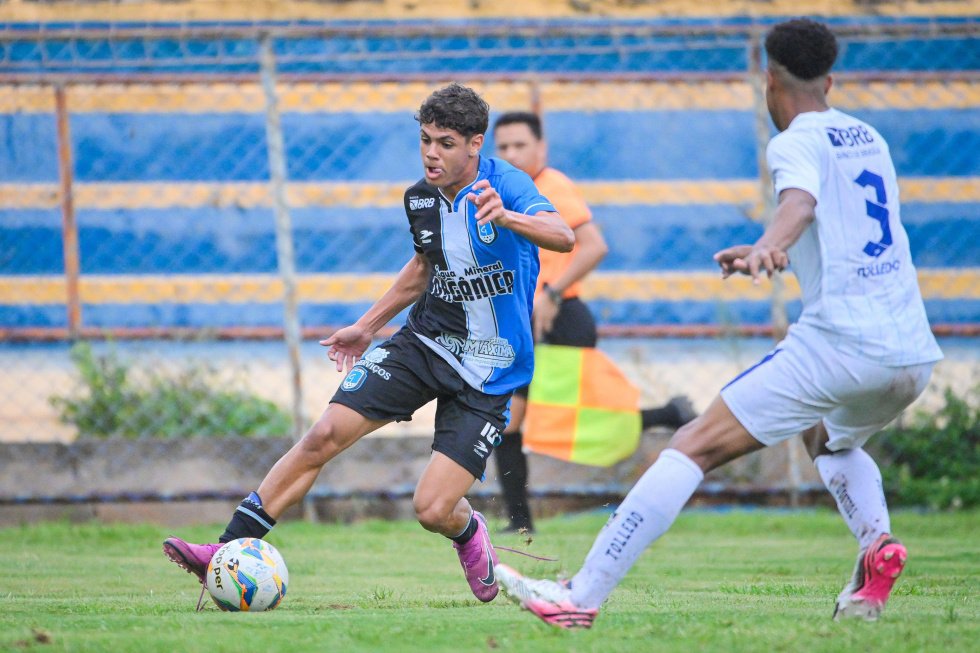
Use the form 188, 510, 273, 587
767, 108, 942, 366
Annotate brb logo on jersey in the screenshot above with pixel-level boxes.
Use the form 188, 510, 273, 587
409, 196, 436, 210
826, 125, 875, 148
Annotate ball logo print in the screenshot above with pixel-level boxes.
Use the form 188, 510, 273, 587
205, 538, 288, 612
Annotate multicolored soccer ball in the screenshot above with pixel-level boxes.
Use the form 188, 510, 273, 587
205, 538, 288, 612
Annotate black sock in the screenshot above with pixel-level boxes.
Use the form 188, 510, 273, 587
495, 431, 533, 531
642, 405, 680, 430
450, 513, 478, 545
219, 491, 277, 543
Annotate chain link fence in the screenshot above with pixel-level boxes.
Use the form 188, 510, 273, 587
1, 18, 977, 509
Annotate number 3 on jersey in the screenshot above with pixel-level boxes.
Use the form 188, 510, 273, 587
855, 169, 892, 258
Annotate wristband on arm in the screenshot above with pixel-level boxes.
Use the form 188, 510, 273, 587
543, 283, 563, 306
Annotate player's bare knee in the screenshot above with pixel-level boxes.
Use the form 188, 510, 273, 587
413, 498, 452, 532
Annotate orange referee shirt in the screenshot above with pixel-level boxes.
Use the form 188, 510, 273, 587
533, 167, 592, 299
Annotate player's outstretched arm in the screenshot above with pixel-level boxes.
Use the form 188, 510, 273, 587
467, 179, 574, 252
319, 253, 431, 371
713, 188, 816, 284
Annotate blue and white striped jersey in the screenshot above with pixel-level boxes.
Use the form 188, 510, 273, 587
404, 156, 556, 394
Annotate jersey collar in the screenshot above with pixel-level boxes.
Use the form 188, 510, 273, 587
787, 108, 838, 130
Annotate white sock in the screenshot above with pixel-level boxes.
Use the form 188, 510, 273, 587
570, 449, 704, 609
814, 448, 891, 550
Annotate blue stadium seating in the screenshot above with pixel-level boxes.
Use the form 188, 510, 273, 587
1, 18, 977, 330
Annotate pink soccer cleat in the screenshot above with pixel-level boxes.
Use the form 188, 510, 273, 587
833, 533, 908, 621
162, 537, 222, 584
453, 511, 499, 602
495, 563, 598, 629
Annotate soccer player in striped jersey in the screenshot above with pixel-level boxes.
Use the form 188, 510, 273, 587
163, 83, 574, 604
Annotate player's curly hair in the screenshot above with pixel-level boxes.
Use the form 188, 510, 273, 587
765, 18, 839, 81
415, 83, 490, 138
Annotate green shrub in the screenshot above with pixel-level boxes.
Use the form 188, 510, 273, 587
50, 342, 292, 438
871, 386, 980, 510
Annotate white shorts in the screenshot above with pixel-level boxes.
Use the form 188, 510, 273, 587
720, 325, 934, 451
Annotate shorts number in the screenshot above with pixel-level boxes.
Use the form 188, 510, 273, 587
854, 169, 892, 258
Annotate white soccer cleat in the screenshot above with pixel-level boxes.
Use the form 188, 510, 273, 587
495, 563, 598, 629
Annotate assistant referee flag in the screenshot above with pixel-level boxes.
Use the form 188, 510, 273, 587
523, 345, 641, 467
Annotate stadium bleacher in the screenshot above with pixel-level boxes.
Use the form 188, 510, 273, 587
1, 7, 977, 333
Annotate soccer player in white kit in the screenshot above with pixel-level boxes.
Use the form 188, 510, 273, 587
495, 18, 943, 628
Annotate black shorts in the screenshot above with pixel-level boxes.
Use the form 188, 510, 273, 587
330, 327, 511, 480
514, 296, 597, 398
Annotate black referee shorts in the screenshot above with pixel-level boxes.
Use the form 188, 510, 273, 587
329, 327, 511, 480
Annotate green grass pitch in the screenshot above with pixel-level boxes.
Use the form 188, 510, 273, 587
2, 509, 977, 652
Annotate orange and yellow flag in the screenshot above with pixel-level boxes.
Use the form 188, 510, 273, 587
523, 345, 641, 467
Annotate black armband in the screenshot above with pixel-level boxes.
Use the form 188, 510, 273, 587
543, 283, 563, 306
